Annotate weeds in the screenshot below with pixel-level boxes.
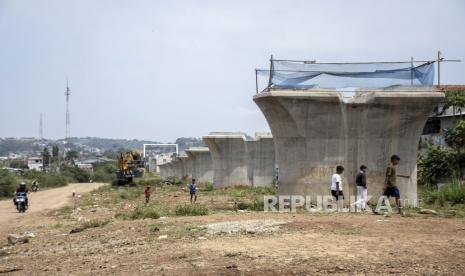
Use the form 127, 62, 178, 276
175, 204, 209, 216
80, 218, 110, 230
423, 181, 465, 206
116, 205, 161, 220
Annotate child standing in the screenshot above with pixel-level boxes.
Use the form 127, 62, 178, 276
144, 184, 152, 204
189, 179, 197, 203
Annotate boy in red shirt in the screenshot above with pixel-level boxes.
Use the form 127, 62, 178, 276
144, 185, 152, 204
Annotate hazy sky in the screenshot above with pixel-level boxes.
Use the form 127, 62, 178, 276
1, 0, 464, 142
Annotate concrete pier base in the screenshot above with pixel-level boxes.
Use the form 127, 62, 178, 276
203, 133, 251, 187
253, 87, 444, 206
186, 147, 214, 183
203, 132, 276, 187
179, 155, 192, 179
247, 133, 276, 187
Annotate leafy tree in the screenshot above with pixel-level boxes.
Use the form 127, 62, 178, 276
52, 144, 60, 162
42, 147, 51, 171
444, 120, 465, 153
65, 150, 79, 161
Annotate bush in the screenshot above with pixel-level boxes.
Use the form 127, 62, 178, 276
117, 205, 160, 220
175, 204, 209, 216
92, 162, 117, 183
423, 181, 465, 206
38, 173, 68, 188
201, 182, 214, 191
61, 166, 91, 183
236, 200, 264, 211
418, 146, 458, 187
23, 169, 42, 180
0, 169, 18, 198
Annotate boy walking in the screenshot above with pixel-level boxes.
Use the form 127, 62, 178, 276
384, 155, 409, 214
189, 179, 197, 203
331, 165, 345, 210
356, 165, 368, 211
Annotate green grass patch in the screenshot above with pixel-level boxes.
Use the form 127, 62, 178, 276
80, 218, 110, 230
175, 204, 209, 216
423, 181, 465, 206
235, 199, 264, 211
116, 205, 161, 220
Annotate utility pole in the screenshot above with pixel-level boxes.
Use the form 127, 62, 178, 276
39, 113, 43, 140
64, 80, 71, 156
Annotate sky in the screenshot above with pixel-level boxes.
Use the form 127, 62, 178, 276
0, 0, 464, 142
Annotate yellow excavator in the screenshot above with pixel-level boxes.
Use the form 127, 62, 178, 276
116, 151, 145, 185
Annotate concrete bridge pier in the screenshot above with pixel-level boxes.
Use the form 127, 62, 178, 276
253, 88, 444, 205
203, 132, 251, 187
179, 156, 192, 179
186, 147, 214, 184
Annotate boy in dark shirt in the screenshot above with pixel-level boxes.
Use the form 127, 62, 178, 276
384, 155, 409, 214
356, 165, 367, 211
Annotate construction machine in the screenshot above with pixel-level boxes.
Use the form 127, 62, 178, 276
116, 151, 145, 185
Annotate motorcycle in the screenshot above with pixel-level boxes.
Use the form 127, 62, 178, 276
31, 185, 38, 192
15, 192, 28, 213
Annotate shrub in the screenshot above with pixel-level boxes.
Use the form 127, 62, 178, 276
23, 169, 42, 180
118, 205, 160, 220
38, 173, 68, 188
0, 169, 18, 198
418, 146, 458, 187
61, 166, 91, 183
202, 182, 214, 191
175, 204, 209, 216
93, 162, 117, 183
423, 181, 465, 206
236, 200, 264, 211
80, 218, 110, 230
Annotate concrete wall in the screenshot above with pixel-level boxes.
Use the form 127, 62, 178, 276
185, 147, 214, 183
253, 87, 444, 205
203, 132, 276, 187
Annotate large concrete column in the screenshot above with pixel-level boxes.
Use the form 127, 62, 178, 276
247, 133, 276, 187
203, 132, 252, 187
159, 163, 168, 178
179, 155, 192, 179
253, 87, 444, 205
165, 162, 174, 177
185, 147, 214, 183
171, 158, 184, 179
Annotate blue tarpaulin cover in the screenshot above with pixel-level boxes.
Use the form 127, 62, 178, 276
257, 60, 435, 90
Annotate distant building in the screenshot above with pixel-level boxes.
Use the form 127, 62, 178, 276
27, 157, 43, 171
8, 153, 22, 159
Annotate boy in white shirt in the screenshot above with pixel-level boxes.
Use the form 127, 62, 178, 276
331, 165, 345, 202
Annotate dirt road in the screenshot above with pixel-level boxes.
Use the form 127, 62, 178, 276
0, 183, 105, 230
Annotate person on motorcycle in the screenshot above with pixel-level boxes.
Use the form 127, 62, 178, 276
31, 179, 39, 192
13, 182, 29, 207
